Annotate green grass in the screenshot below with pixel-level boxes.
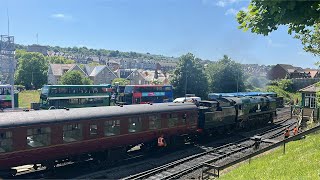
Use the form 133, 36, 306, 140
220, 133, 320, 180
18, 90, 40, 108
266, 85, 301, 104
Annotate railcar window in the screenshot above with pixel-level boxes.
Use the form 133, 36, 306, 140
168, 113, 179, 127
129, 117, 142, 133
90, 125, 98, 135
104, 120, 120, 136
0, 131, 13, 153
27, 127, 51, 148
149, 115, 161, 129
63, 124, 82, 142
188, 113, 197, 125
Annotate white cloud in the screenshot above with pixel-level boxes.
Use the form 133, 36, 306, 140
216, 1, 226, 7
267, 37, 286, 48
50, 13, 73, 20
215, 0, 241, 7
225, 8, 238, 15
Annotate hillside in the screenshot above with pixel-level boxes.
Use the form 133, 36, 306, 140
220, 132, 320, 179
15, 44, 178, 62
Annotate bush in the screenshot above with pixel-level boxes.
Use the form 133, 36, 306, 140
267, 79, 293, 92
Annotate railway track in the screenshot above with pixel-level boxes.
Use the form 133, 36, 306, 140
121, 119, 295, 180
11, 107, 292, 179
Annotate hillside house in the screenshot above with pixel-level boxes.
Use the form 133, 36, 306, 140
84, 65, 117, 85
267, 64, 304, 80
48, 64, 86, 85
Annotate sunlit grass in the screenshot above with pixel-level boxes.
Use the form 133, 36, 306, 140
18, 90, 40, 108
220, 132, 320, 180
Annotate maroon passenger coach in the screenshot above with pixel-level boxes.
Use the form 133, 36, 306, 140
0, 103, 198, 174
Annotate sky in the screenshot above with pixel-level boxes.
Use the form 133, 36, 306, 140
0, 0, 319, 68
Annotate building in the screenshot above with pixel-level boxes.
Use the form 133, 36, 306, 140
298, 83, 320, 121
84, 65, 117, 85
48, 64, 87, 84
27, 44, 48, 55
126, 69, 149, 85
115, 69, 134, 79
158, 62, 177, 72
106, 59, 120, 71
0, 35, 16, 85
139, 69, 171, 85
267, 64, 305, 80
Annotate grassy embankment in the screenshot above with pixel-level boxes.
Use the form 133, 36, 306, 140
220, 132, 320, 179
18, 90, 40, 108
266, 85, 301, 104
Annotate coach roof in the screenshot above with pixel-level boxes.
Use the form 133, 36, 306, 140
0, 103, 197, 128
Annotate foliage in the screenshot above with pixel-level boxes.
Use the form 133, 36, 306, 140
112, 78, 130, 86
237, 1, 320, 56
206, 55, 246, 93
151, 80, 161, 85
268, 79, 294, 92
18, 90, 40, 108
266, 85, 300, 105
171, 53, 208, 99
46, 56, 75, 64
14, 51, 48, 89
59, 71, 93, 85
220, 133, 320, 179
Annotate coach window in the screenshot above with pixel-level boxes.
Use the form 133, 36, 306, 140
149, 115, 161, 129
27, 127, 51, 148
63, 124, 82, 143
0, 131, 13, 153
90, 125, 98, 135
168, 113, 179, 127
188, 113, 197, 125
129, 117, 142, 133
104, 120, 120, 136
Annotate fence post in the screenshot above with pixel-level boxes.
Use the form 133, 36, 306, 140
291, 106, 293, 119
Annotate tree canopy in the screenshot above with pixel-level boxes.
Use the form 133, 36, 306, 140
112, 78, 130, 86
206, 55, 245, 93
46, 56, 75, 64
237, 1, 320, 55
14, 51, 48, 89
59, 71, 93, 85
171, 53, 208, 98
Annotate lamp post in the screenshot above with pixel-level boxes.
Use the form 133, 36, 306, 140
31, 72, 34, 90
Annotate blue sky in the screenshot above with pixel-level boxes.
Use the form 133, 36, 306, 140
0, 0, 318, 68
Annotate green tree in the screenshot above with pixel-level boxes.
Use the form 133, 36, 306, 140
171, 53, 208, 98
60, 71, 93, 85
206, 55, 245, 93
46, 56, 75, 64
15, 51, 48, 89
112, 78, 130, 86
237, 1, 320, 55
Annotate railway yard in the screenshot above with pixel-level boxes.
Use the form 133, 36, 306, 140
7, 107, 313, 179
